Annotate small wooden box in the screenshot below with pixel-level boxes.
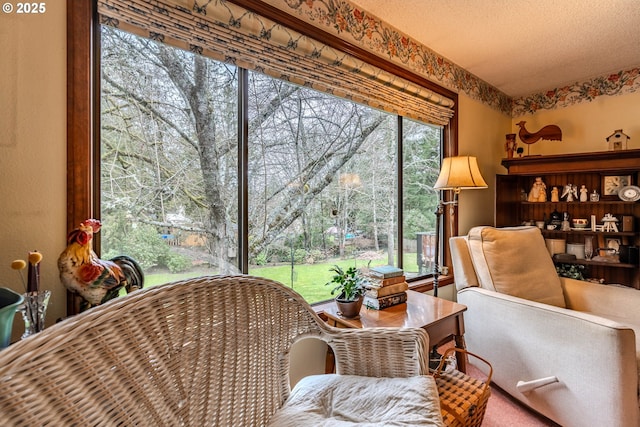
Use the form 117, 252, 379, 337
622, 216, 635, 232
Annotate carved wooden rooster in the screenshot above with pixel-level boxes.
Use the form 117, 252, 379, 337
516, 121, 562, 145
58, 219, 144, 311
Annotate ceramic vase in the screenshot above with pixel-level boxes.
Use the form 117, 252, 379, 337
0, 288, 24, 348
584, 237, 594, 260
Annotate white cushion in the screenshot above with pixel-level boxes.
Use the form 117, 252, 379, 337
466, 226, 566, 308
268, 374, 444, 426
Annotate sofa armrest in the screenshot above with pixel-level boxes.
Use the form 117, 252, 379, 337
458, 287, 638, 427
562, 277, 640, 319
324, 327, 430, 377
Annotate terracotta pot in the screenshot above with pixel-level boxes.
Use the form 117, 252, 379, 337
335, 295, 363, 319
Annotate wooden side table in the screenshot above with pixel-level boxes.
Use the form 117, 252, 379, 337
318, 290, 468, 372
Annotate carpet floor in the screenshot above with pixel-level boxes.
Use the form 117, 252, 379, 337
477, 371, 560, 427
437, 345, 560, 426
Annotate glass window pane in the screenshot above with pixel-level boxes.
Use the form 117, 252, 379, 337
98, 27, 445, 303
247, 72, 397, 304
402, 118, 442, 280
100, 26, 239, 286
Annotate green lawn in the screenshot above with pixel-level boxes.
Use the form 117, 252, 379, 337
143, 253, 420, 304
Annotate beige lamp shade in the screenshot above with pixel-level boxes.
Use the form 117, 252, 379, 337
434, 156, 488, 192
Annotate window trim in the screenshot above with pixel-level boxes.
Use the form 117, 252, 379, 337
66, 0, 458, 315
227, 0, 458, 105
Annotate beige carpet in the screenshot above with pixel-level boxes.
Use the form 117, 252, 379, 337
475, 368, 560, 427
437, 344, 560, 426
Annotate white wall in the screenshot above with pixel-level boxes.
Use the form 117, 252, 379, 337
0, 3, 67, 340
457, 94, 512, 235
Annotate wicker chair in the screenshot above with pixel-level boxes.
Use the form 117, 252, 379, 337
0, 275, 443, 426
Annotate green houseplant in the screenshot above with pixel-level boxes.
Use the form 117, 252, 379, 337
326, 265, 368, 318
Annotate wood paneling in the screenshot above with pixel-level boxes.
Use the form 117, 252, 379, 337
496, 151, 640, 288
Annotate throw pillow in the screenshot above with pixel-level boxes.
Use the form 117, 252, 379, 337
466, 226, 566, 308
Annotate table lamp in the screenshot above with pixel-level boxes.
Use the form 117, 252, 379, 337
432, 156, 488, 296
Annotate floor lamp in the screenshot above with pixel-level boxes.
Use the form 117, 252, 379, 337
432, 156, 488, 297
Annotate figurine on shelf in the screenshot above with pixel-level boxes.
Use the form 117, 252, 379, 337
590, 190, 600, 202
551, 186, 559, 202
602, 213, 619, 232
528, 177, 547, 202
579, 185, 588, 202
561, 183, 578, 202
505, 133, 517, 159
561, 211, 571, 231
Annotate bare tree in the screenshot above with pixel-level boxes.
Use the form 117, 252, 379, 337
247, 78, 390, 255
100, 26, 392, 271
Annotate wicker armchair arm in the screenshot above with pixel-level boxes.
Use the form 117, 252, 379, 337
325, 326, 430, 377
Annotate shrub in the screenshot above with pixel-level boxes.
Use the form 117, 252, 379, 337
102, 222, 170, 270
306, 249, 324, 264
254, 251, 269, 266
293, 248, 307, 264
164, 252, 191, 273
102, 214, 190, 273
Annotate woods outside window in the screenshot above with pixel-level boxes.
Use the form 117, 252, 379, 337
67, 0, 458, 312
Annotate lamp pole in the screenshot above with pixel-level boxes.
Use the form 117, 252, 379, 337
433, 156, 488, 298
433, 199, 444, 297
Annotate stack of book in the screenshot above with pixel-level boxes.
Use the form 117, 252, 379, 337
363, 265, 408, 310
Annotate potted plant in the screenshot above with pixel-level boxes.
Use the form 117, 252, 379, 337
326, 265, 368, 318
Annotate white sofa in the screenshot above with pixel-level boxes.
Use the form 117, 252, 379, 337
450, 226, 640, 427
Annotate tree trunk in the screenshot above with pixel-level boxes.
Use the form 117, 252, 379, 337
387, 200, 395, 266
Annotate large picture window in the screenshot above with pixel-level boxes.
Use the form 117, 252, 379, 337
67, 1, 456, 312
99, 27, 443, 303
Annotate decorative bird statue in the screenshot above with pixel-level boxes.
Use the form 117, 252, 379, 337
58, 219, 144, 311
516, 121, 562, 145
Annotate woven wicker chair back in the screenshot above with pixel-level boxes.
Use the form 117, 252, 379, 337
0, 276, 329, 426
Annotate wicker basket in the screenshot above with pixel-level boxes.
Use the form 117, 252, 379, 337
432, 348, 493, 427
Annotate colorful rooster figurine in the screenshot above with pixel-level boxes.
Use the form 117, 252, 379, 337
58, 219, 144, 311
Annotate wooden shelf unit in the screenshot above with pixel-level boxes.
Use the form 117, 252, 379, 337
496, 149, 640, 288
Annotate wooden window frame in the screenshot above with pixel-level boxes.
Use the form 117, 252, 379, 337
66, 0, 458, 315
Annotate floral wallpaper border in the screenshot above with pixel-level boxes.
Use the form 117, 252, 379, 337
512, 68, 640, 116
265, 0, 640, 117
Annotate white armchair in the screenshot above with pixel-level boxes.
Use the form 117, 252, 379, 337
450, 226, 640, 427
0, 275, 443, 426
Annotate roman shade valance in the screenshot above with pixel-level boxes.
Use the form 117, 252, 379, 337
97, 0, 455, 125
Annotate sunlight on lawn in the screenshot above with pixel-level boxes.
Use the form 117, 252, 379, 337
143, 253, 419, 305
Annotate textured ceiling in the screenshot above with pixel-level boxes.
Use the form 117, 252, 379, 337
348, 0, 640, 97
